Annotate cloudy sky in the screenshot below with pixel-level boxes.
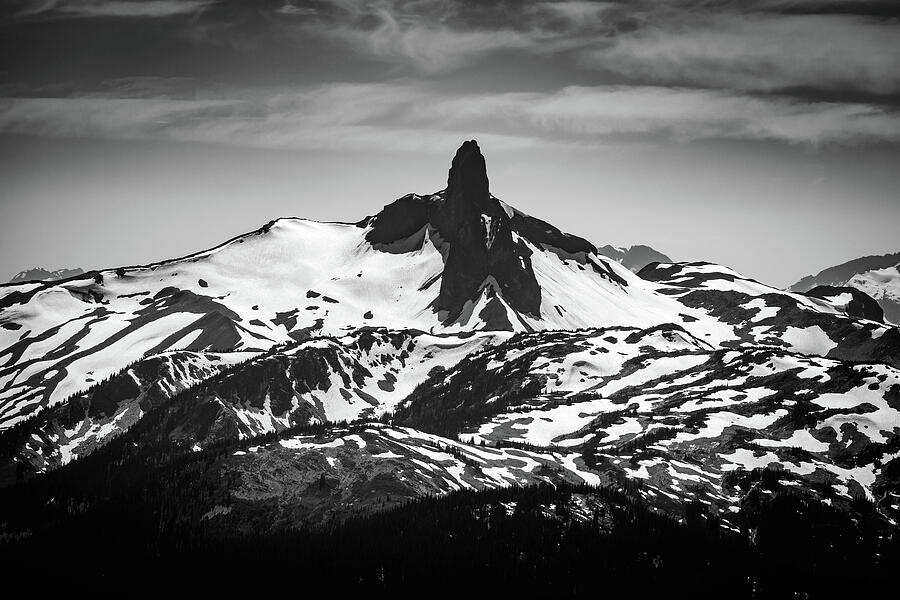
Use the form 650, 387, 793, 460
1, 0, 898, 287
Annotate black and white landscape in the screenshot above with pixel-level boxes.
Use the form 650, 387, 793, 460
2, 140, 898, 594
1, 1, 899, 597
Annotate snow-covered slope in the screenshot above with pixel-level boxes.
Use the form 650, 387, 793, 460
0, 216, 696, 427
1, 139, 899, 552
2, 140, 899, 535
0, 143, 720, 429
149, 329, 504, 449
639, 261, 899, 366
396, 325, 900, 522
78, 320, 895, 529
2, 143, 898, 433
221, 423, 602, 527
846, 267, 900, 325
0, 328, 501, 481
2, 350, 256, 477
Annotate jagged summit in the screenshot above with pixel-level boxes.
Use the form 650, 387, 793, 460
363, 139, 501, 244
363, 140, 608, 324
445, 140, 490, 214
435, 141, 540, 323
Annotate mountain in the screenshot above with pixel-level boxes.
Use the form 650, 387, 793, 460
9, 267, 83, 283
0, 141, 898, 588
791, 252, 900, 325
598, 244, 672, 272
0, 141, 711, 430
2, 143, 891, 431
638, 261, 898, 366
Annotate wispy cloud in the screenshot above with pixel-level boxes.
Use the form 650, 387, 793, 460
267, 1, 900, 97
2, 81, 898, 152
2, 1, 898, 151
0, 86, 541, 152
309, 14, 536, 73
583, 13, 900, 96
425, 85, 900, 145
6, 0, 216, 19
284, 1, 580, 73
4, 1, 898, 100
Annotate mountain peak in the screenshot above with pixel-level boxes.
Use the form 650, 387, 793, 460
446, 140, 490, 210
362, 141, 542, 323
434, 141, 543, 323
10, 267, 84, 283
363, 140, 627, 324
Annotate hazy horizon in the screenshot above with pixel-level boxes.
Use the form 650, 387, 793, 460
2, 1, 899, 288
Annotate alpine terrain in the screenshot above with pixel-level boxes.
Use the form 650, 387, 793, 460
9, 267, 84, 284
791, 253, 900, 325
1, 141, 897, 594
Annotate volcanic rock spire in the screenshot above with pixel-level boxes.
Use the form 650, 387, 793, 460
445, 140, 491, 220
426, 140, 493, 240
364, 140, 543, 325
433, 141, 541, 324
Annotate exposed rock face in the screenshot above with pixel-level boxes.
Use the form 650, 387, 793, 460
804, 285, 884, 323
363, 140, 580, 323
435, 141, 541, 320
362, 141, 631, 328
437, 140, 493, 233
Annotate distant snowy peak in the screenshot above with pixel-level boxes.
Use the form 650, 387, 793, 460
847, 268, 900, 325
791, 252, 900, 325
598, 245, 671, 273
9, 267, 83, 283
791, 252, 900, 290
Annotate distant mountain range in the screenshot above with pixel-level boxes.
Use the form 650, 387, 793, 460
9, 267, 83, 283
597, 244, 671, 272
0, 141, 897, 590
791, 252, 900, 324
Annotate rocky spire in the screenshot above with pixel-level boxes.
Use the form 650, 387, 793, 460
363, 140, 544, 325
431, 140, 493, 241
446, 140, 490, 209
435, 141, 541, 323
